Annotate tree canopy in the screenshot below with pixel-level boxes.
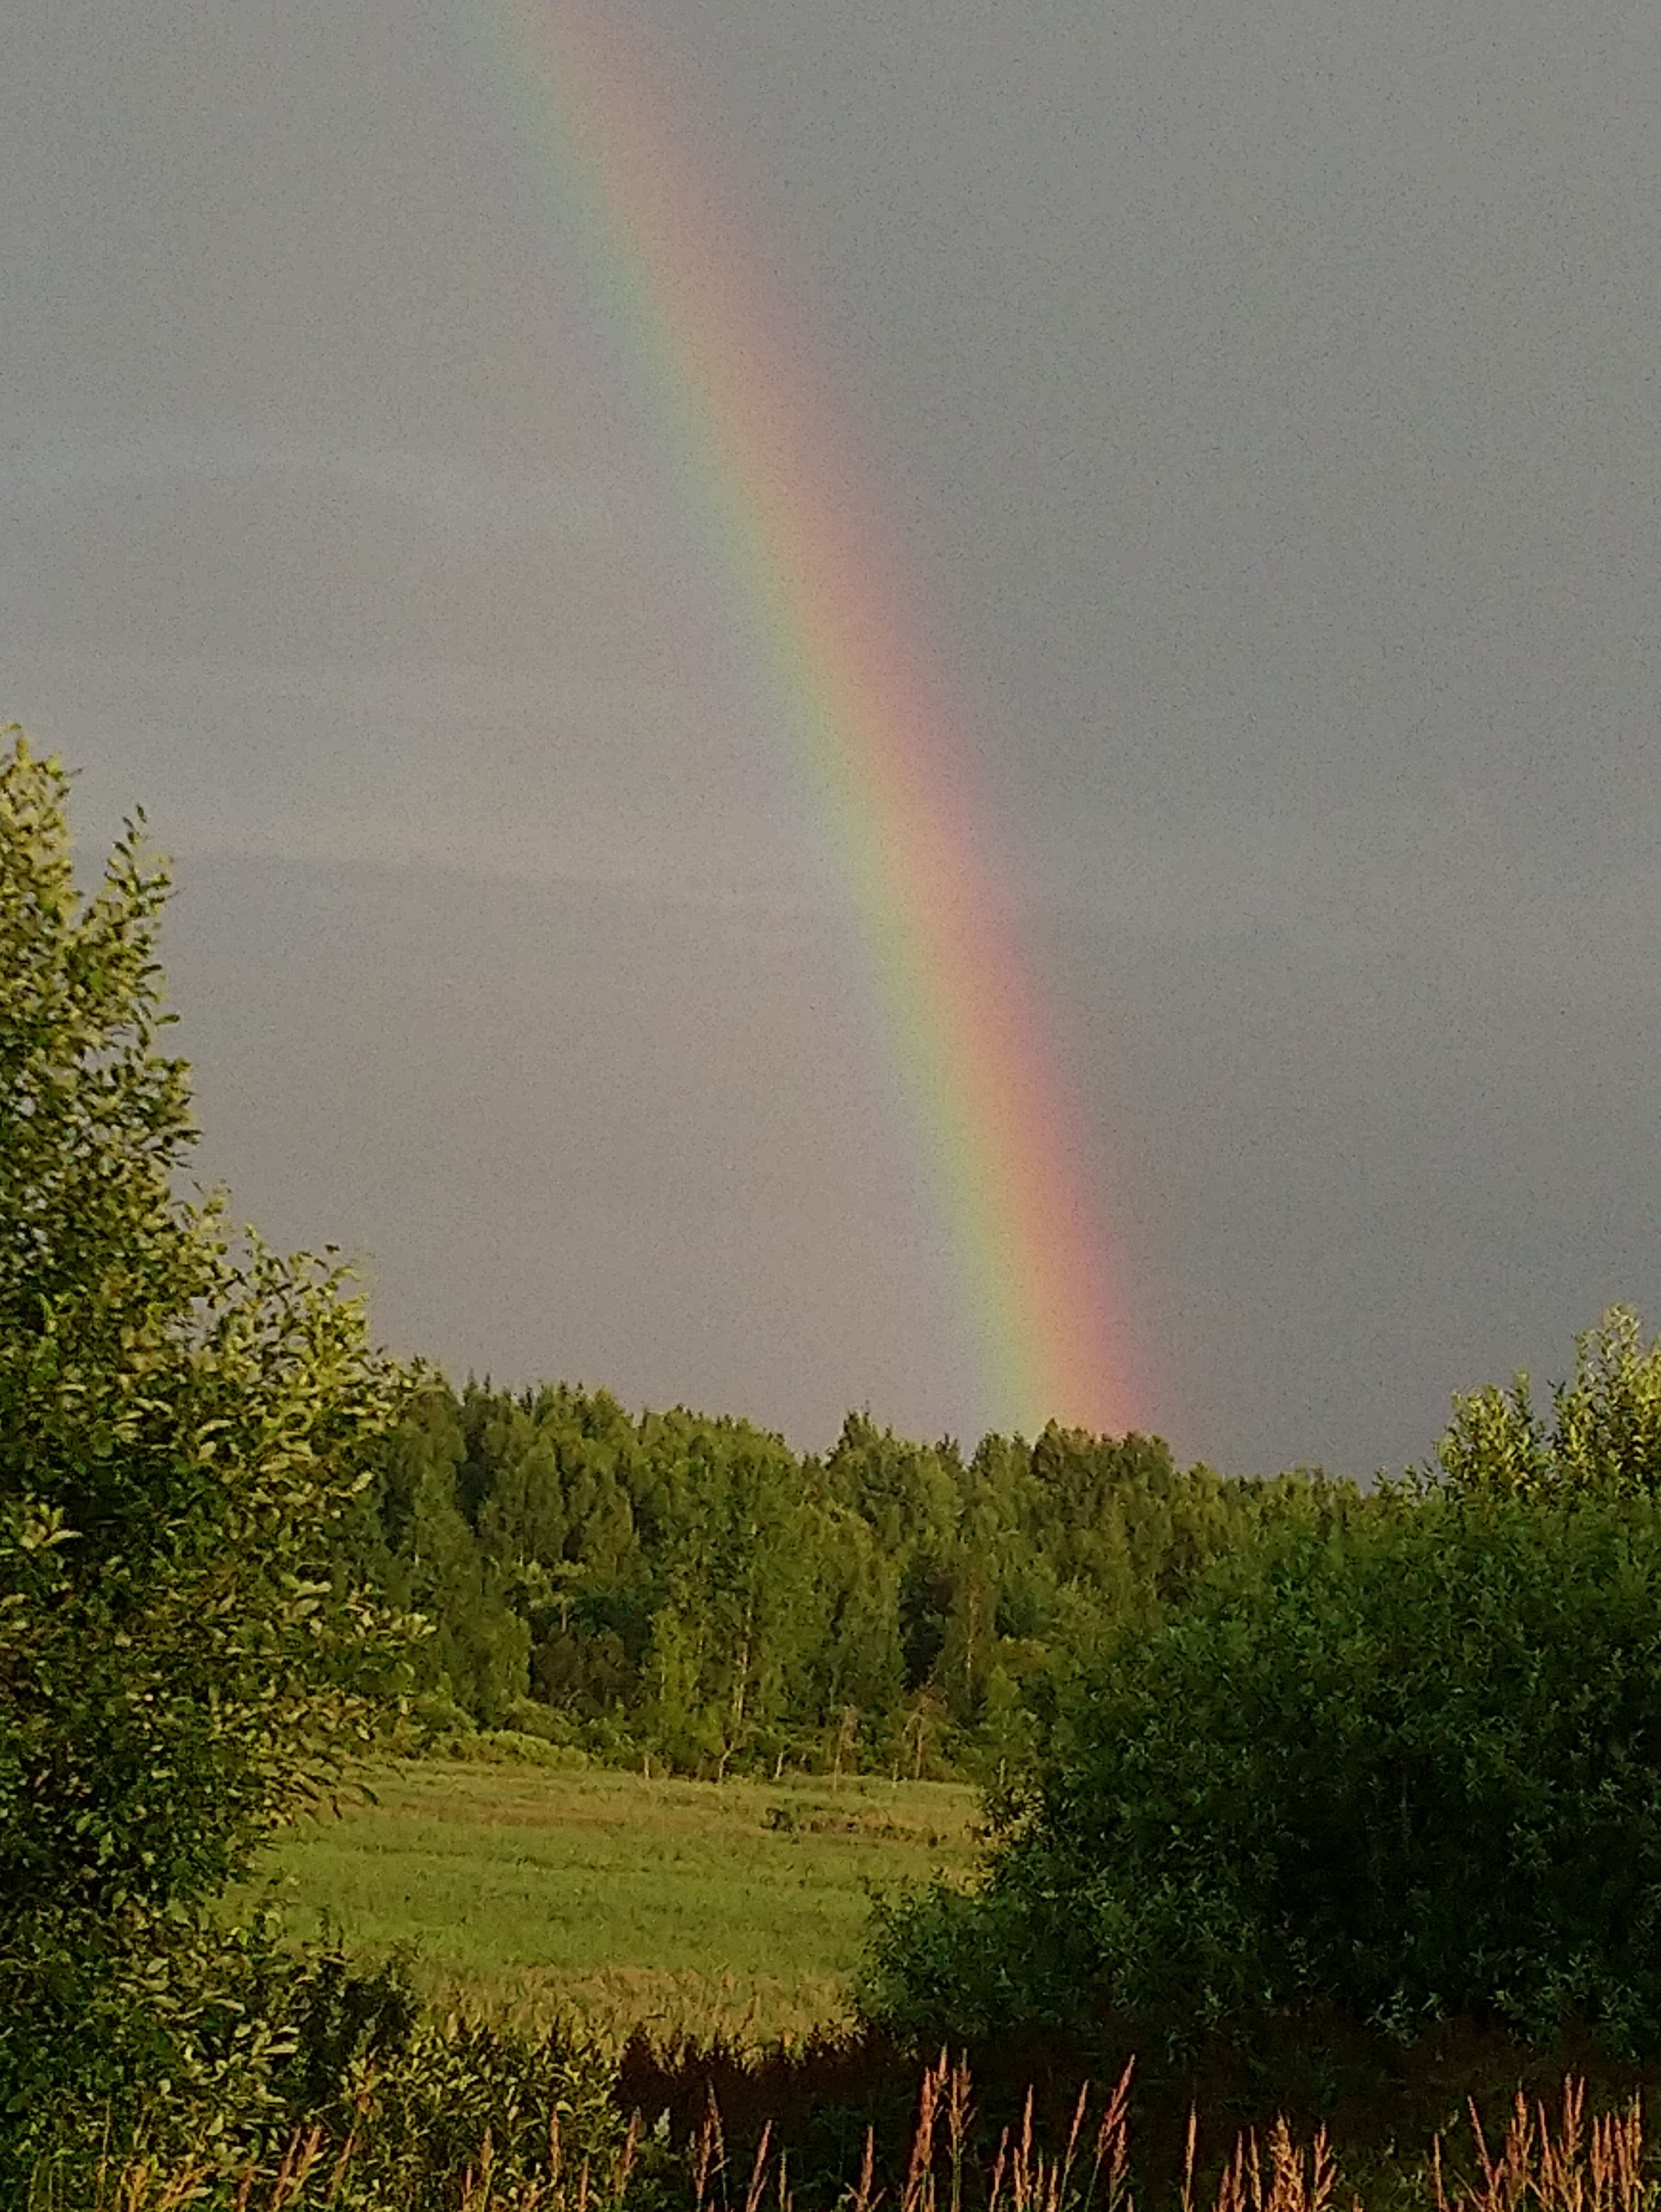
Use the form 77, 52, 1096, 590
0, 731, 414, 2148
339, 1379, 1358, 1780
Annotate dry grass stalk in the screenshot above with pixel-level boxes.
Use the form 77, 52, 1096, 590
1433, 2080, 1649, 2212
985, 2063, 1133, 2212
681, 2052, 1130, 2212
1210, 2119, 1341, 2212
847, 2125, 878, 2212
900, 2052, 944, 2212
693, 2082, 730, 2212
55, 2063, 1657, 2212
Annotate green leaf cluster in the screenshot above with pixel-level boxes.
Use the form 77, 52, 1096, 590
1438, 1306, 1661, 1499
0, 733, 416, 2165
262, 1949, 627, 2207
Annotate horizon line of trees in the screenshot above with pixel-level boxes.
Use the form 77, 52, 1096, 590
341, 1379, 1366, 1778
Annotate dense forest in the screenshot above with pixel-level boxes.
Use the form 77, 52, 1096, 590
346, 1382, 1362, 1778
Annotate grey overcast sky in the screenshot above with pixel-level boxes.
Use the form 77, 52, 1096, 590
5, 0, 1658, 1473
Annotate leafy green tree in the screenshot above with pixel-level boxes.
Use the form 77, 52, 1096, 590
1438, 1305, 1661, 1498
0, 733, 413, 2151
864, 1477, 1661, 2070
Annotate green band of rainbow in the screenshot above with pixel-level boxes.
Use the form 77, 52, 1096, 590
484, 1, 1145, 1439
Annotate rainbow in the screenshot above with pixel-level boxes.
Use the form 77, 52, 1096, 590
481, 0, 1145, 1439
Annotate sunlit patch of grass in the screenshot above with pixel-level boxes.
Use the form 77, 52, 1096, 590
411, 1965, 855, 2053
255, 1762, 981, 2045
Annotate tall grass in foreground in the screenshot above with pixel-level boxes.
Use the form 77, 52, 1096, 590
33, 2062, 1658, 2212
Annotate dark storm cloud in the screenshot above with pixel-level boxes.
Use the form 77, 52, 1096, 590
4, 0, 1657, 1465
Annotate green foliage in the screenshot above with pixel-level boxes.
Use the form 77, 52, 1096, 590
24, 1944, 628, 2208
354, 1383, 1361, 1782
0, 732, 415, 2166
270, 1964, 626, 2208
1438, 1306, 1661, 1499
864, 1480, 1661, 2065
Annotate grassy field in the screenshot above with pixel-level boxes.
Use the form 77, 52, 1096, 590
262, 1761, 982, 2047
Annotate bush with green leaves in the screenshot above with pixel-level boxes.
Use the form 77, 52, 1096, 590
0, 732, 417, 2167
864, 1475, 1661, 2066
23, 1944, 633, 2208
1437, 1306, 1661, 1499
262, 1949, 629, 2207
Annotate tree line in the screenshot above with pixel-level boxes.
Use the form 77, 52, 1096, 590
344, 1379, 1362, 1780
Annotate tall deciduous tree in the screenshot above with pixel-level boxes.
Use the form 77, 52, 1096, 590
0, 731, 413, 2140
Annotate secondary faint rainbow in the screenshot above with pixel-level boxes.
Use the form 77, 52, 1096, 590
483, 0, 1145, 1438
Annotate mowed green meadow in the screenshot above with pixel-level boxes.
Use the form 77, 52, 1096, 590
262, 1762, 983, 2047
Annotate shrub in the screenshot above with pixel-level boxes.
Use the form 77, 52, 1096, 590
26, 1946, 630, 2206
864, 1482, 1661, 2065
